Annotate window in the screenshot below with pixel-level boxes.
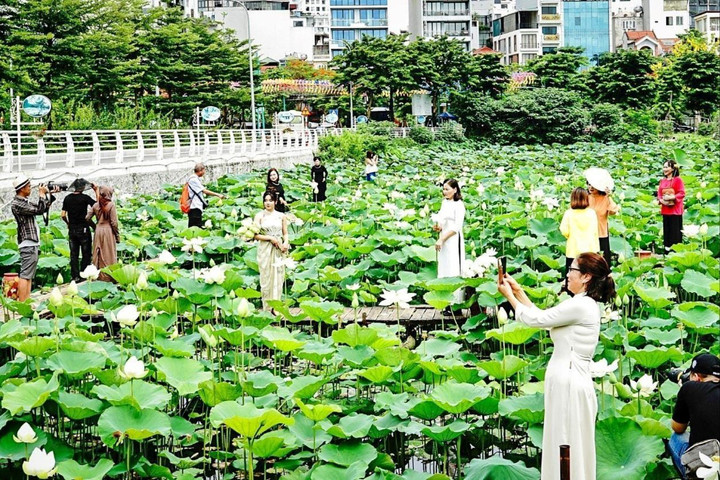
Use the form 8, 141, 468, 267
541, 6, 557, 14
330, 0, 386, 5
332, 29, 356, 44
676, 16, 683, 25
575, 16, 581, 26
622, 20, 636, 30
542, 26, 557, 34
359, 9, 386, 26
542, 46, 557, 54
293, 20, 303, 27
666, 16, 673, 25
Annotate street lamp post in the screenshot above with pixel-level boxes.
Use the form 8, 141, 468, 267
224, 0, 256, 134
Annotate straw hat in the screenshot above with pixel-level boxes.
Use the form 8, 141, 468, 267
584, 168, 614, 193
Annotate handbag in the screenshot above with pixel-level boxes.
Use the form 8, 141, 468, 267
662, 187, 676, 206
681, 438, 720, 478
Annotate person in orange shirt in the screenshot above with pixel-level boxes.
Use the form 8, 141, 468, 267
585, 168, 619, 267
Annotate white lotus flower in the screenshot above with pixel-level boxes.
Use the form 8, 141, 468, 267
66, 281, 78, 296
629, 373, 657, 397
273, 257, 297, 270
293, 217, 304, 226
529, 188, 544, 202
495, 166, 505, 175
601, 307, 621, 324
497, 307, 508, 326
346, 283, 361, 291
390, 191, 405, 199
309, 181, 318, 194
684, 224, 701, 238
48, 288, 63, 307
115, 305, 139, 327
137, 210, 149, 222
514, 180, 525, 191
394, 221, 411, 230
204, 219, 213, 229
696, 192, 703, 201
14, 422, 38, 444
136, 271, 149, 290
379, 288, 416, 309
542, 197, 560, 211
476, 184, 485, 195
22, 447, 56, 479
383, 202, 398, 213
119, 356, 147, 380
80, 264, 99, 281
590, 358, 619, 377
157, 250, 176, 265
230, 208, 238, 218
699, 223, 708, 236
181, 237, 206, 254
697, 452, 720, 480
202, 265, 226, 284
236, 298, 252, 317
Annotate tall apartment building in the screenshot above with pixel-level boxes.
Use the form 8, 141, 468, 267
693, 10, 720, 43
328, 1, 413, 57
563, 1, 610, 61
641, 0, 689, 40
492, 0, 563, 64
420, 1, 474, 50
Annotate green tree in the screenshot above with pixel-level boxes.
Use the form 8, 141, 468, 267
262, 59, 335, 80
462, 53, 509, 97
527, 46, 588, 89
330, 33, 415, 120
586, 49, 657, 109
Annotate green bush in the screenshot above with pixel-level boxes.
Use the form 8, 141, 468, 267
435, 121, 466, 143
697, 120, 718, 137
318, 130, 388, 162
409, 126, 435, 144
357, 121, 395, 138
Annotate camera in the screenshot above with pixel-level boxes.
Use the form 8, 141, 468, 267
667, 368, 691, 384
48, 181, 69, 192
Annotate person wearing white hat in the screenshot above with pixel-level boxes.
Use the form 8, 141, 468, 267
585, 168, 619, 267
10, 175, 54, 301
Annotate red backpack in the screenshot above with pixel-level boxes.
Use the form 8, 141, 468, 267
180, 183, 191, 214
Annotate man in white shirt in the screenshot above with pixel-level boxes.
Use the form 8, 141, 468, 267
188, 163, 225, 228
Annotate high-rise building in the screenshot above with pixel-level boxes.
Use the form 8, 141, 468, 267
563, 0, 610, 62
420, 1, 474, 50
329, 0, 412, 57
641, 0, 689, 40
693, 10, 720, 43
491, 0, 564, 64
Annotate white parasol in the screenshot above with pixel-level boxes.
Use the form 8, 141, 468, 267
584, 167, 614, 193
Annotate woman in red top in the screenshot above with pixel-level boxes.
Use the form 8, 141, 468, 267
658, 159, 685, 251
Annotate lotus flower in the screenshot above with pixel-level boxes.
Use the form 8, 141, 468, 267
273, 257, 297, 270
114, 305, 139, 327
310, 181, 319, 193
119, 356, 147, 380
529, 188, 544, 202
13, 422, 37, 444
66, 281, 78, 296
346, 283, 361, 291
136, 271, 149, 290
181, 237, 206, 254
80, 264, 99, 281
56, 273, 63, 284
157, 250, 176, 265
293, 217, 304, 226
684, 224, 700, 238
542, 197, 560, 211
601, 307, 621, 323
48, 287, 63, 307
514, 180, 525, 191
204, 219, 213, 229
495, 166, 505, 175
697, 452, 720, 480
230, 208, 238, 218
236, 298, 252, 317
699, 223, 708, 236
379, 288, 416, 309
629, 373, 657, 397
22, 447, 56, 479
476, 184, 485, 195
497, 307, 508, 326
137, 210, 149, 222
390, 190, 405, 199
590, 358, 619, 377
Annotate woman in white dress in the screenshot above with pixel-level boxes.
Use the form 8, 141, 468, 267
498, 252, 615, 480
433, 179, 466, 309
253, 191, 289, 311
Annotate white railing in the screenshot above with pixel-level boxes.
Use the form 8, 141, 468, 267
0, 128, 321, 174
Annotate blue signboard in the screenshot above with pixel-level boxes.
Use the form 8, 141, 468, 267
22, 95, 52, 118
356, 115, 368, 124
201, 106, 221, 122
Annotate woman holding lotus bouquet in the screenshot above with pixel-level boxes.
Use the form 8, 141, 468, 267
254, 191, 289, 311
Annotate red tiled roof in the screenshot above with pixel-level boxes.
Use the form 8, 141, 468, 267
472, 46, 500, 55
625, 30, 658, 41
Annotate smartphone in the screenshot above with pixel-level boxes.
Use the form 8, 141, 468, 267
497, 256, 506, 283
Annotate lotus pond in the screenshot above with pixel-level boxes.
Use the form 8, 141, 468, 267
0, 138, 718, 480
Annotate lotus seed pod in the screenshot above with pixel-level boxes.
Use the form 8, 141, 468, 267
635, 232, 641, 242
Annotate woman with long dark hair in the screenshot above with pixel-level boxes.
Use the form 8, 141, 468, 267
86, 185, 119, 281
432, 179, 465, 307
310, 157, 328, 202
253, 191, 289, 310
498, 252, 616, 480
658, 159, 685, 251
266, 168, 289, 213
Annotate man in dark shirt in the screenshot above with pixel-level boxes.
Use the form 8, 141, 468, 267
669, 353, 720, 477
61, 180, 96, 282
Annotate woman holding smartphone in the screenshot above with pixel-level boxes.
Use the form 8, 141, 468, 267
658, 159, 685, 251
433, 179, 465, 310
498, 252, 615, 480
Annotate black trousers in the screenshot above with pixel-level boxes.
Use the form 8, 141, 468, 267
188, 208, 203, 228
599, 236, 611, 267
663, 214, 683, 251
68, 225, 92, 280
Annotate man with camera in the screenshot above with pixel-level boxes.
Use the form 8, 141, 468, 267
188, 163, 225, 228
10, 175, 59, 301
669, 353, 720, 478
61, 179, 96, 283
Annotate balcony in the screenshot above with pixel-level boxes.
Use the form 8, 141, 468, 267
331, 18, 388, 27
520, 42, 538, 49
543, 34, 559, 42
313, 45, 330, 57
541, 13, 561, 21
423, 9, 470, 17
427, 29, 469, 37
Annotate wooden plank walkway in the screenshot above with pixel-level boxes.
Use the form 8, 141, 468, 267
288, 305, 466, 325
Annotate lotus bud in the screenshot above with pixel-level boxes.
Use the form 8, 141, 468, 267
56, 273, 64, 285
209, 258, 216, 267
67, 281, 78, 296
80, 264, 100, 281
230, 208, 238, 218
170, 326, 180, 339
351, 292, 359, 309
237, 298, 251, 317
614, 295, 622, 308
497, 307, 508, 326
33, 312, 40, 321
618, 253, 625, 264
699, 223, 708, 236
150, 308, 158, 317
696, 192, 702, 201
172, 290, 180, 299
119, 356, 147, 380
635, 232, 642, 242
22, 447, 56, 479
136, 272, 148, 290
623, 294, 630, 306
229, 290, 236, 298
49, 287, 63, 307
115, 305, 139, 327
13, 422, 38, 444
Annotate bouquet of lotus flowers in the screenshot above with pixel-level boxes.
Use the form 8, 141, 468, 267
237, 217, 261, 241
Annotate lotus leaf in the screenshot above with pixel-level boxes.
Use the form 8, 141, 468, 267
56, 391, 104, 420
300, 300, 344, 324
415, 338, 461, 358
498, 393, 544, 424
633, 284, 676, 310
626, 345, 683, 369
262, 326, 307, 352
478, 355, 528, 380
464, 456, 540, 480
56, 459, 115, 480
2, 373, 59, 415
421, 420, 469, 442
155, 357, 212, 395
595, 416, 664, 480
332, 324, 379, 347
486, 323, 540, 345
681, 269, 718, 297
319, 441, 377, 467
672, 302, 720, 329
326, 413, 375, 439
97, 406, 172, 446
430, 382, 490, 414
311, 460, 368, 480
278, 375, 327, 399
47, 350, 107, 376
250, 433, 286, 458
210, 401, 293, 438
295, 399, 342, 422
9, 336, 57, 358
198, 380, 243, 407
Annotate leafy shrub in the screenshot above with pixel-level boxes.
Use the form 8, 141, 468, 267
697, 120, 718, 137
409, 126, 435, 144
621, 109, 659, 143
357, 121, 395, 138
318, 130, 387, 162
435, 121, 466, 143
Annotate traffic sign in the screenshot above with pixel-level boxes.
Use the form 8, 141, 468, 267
277, 111, 295, 123
325, 112, 338, 123
22, 95, 52, 118
417, 115, 426, 124
301, 108, 310, 117
201, 106, 221, 122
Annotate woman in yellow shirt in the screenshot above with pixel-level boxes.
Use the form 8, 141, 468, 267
560, 188, 600, 280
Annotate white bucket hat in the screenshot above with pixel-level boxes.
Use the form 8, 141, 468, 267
13, 174, 30, 191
